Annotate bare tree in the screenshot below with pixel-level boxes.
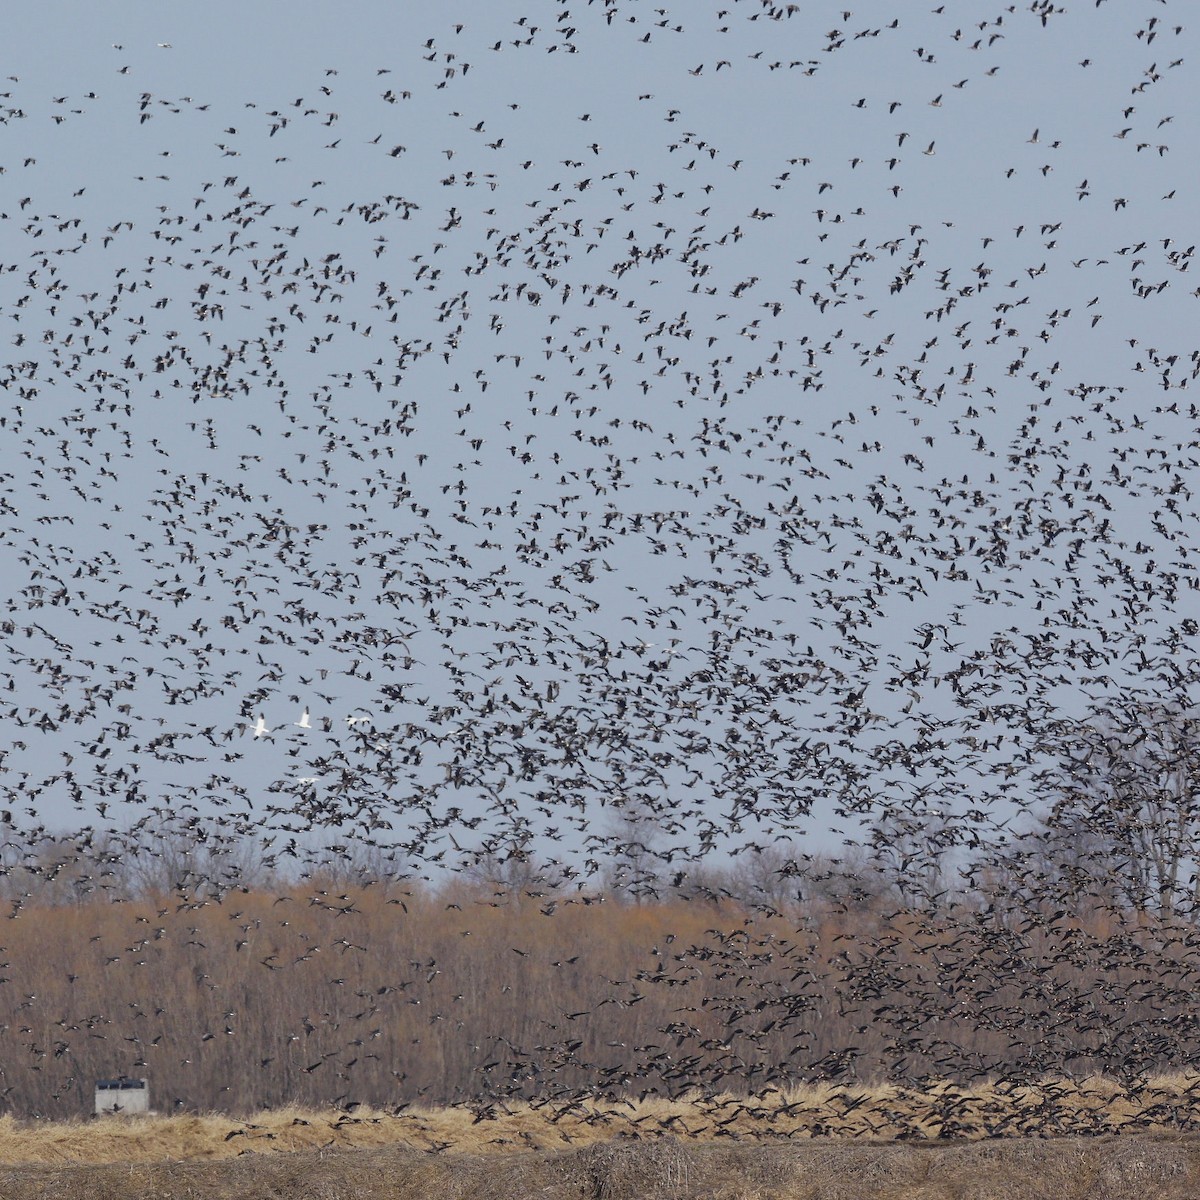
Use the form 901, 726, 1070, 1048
725, 840, 807, 916
1034, 698, 1200, 917
459, 827, 548, 909
116, 814, 279, 901
865, 802, 957, 909
602, 794, 665, 902
968, 807, 1127, 923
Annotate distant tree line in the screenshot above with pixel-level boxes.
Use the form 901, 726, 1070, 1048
0, 694, 1196, 1117
0, 853, 1195, 1117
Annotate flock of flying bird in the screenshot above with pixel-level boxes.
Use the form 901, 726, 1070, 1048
1, 0, 1199, 1124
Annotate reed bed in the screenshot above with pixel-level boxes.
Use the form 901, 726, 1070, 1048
3, 1073, 1200, 1166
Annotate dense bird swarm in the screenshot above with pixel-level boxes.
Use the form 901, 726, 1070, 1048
0, 0, 1199, 1130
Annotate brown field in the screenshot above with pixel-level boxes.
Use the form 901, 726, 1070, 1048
1, 1076, 1199, 1198
0, 1134, 1195, 1200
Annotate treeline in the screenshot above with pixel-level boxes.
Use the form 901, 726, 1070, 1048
2, 831, 1200, 1117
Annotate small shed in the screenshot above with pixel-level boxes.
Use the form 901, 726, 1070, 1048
95, 1077, 150, 1116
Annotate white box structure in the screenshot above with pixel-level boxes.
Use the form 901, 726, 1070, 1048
94, 1077, 150, 1116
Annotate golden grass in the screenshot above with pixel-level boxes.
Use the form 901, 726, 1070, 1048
3, 1073, 1200, 1166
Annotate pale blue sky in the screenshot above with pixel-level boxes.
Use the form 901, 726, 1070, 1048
0, 0, 1196, 888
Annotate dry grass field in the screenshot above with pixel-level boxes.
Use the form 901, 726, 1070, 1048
0, 1135, 1196, 1200
4, 1075, 1200, 1163
0, 1076, 1199, 1198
